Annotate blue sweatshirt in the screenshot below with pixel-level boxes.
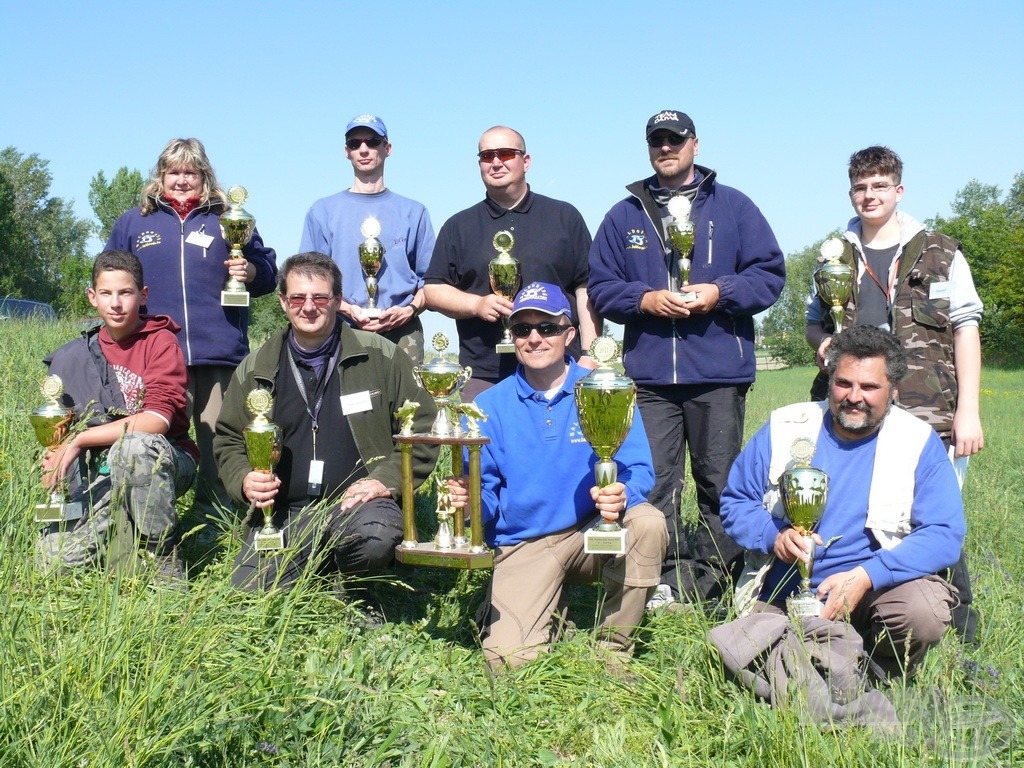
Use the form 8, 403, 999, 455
472, 359, 654, 546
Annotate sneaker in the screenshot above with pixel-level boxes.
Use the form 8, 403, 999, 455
646, 584, 676, 612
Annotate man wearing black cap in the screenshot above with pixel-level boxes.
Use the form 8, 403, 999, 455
588, 110, 785, 610
300, 114, 435, 363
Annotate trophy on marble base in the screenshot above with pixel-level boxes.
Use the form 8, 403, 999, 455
575, 337, 635, 555
243, 389, 285, 552
358, 216, 385, 319
488, 230, 521, 353
220, 186, 256, 307
814, 237, 854, 330
413, 334, 472, 438
666, 196, 697, 302
30, 375, 74, 523
780, 438, 829, 618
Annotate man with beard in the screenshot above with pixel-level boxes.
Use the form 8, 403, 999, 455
720, 325, 965, 676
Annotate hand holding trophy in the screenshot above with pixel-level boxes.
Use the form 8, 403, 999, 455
814, 237, 853, 330
243, 388, 285, 552
358, 216, 385, 319
30, 375, 74, 522
220, 186, 257, 307
780, 438, 829, 618
488, 230, 521, 353
666, 196, 696, 302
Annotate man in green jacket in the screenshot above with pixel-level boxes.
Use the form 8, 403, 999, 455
214, 252, 438, 589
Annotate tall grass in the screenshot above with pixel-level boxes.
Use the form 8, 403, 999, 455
0, 319, 1020, 766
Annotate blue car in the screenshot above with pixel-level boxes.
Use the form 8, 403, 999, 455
0, 297, 58, 321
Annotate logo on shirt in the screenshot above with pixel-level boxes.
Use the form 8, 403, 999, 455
111, 364, 145, 414
568, 420, 588, 444
626, 229, 647, 250
136, 230, 161, 250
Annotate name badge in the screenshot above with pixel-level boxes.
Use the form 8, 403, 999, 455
929, 280, 952, 299
340, 391, 373, 415
308, 459, 324, 497
185, 230, 215, 249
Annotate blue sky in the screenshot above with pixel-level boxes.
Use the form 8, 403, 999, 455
2, 1, 1022, 338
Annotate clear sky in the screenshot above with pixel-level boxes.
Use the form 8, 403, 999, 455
2, 1, 1022, 339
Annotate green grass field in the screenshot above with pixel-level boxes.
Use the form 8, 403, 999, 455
1, 319, 1020, 767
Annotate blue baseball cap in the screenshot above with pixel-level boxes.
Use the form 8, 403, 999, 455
345, 114, 388, 138
511, 282, 571, 318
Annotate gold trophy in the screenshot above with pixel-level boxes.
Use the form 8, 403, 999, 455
488, 230, 521, 353
433, 476, 455, 551
243, 389, 285, 552
358, 216, 385, 319
780, 438, 829, 618
30, 375, 74, 522
575, 337, 635, 555
666, 196, 697, 302
814, 237, 854, 330
413, 333, 472, 437
219, 185, 256, 307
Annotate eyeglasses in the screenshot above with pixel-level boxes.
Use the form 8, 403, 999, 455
478, 148, 523, 163
849, 182, 899, 198
345, 136, 385, 150
647, 133, 689, 148
509, 321, 571, 339
285, 294, 333, 308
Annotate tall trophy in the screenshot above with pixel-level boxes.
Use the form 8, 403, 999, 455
413, 333, 472, 438
813, 237, 854, 330
243, 389, 285, 552
780, 438, 829, 617
488, 230, 521, 353
358, 216, 385, 319
219, 186, 256, 307
666, 196, 697, 302
575, 337, 635, 555
29, 375, 74, 523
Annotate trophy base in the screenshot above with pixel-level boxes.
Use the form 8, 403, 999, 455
395, 540, 493, 570
787, 594, 823, 618
675, 290, 698, 303
221, 290, 251, 307
363, 307, 382, 319
495, 342, 516, 354
254, 529, 285, 552
583, 526, 628, 555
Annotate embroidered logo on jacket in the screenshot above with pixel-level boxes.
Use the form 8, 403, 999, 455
136, 231, 161, 250
626, 229, 647, 250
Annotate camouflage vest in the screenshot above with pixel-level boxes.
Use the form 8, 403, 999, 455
810, 231, 959, 441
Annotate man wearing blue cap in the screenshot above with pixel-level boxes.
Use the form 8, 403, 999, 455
446, 281, 667, 670
300, 114, 435, 363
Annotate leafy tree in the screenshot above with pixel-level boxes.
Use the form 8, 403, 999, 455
0, 147, 92, 315
89, 167, 144, 242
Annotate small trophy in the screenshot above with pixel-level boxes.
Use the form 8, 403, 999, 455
575, 337, 635, 555
29, 375, 74, 523
814, 237, 854, 330
243, 388, 285, 552
487, 230, 521, 353
433, 477, 455, 551
413, 333, 472, 437
780, 438, 829, 618
220, 186, 256, 307
358, 216, 385, 319
666, 196, 697, 302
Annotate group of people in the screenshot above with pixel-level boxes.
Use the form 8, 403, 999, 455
35, 109, 982, 678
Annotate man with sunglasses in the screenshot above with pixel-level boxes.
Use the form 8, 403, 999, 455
445, 282, 666, 670
588, 110, 785, 611
214, 252, 438, 593
300, 115, 435, 364
424, 126, 601, 400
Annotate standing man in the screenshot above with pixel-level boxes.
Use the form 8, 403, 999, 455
424, 126, 601, 400
805, 145, 984, 640
300, 115, 435, 364
588, 110, 785, 609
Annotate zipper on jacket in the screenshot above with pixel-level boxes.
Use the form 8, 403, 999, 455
178, 217, 193, 363
199, 225, 208, 259
707, 220, 714, 265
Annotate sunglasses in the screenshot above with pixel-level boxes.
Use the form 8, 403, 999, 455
647, 133, 689, 148
509, 321, 570, 339
346, 136, 385, 150
478, 148, 523, 163
285, 294, 333, 308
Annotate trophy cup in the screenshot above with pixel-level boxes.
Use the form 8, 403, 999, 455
488, 230, 521, 353
666, 196, 697, 302
243, 389, 285, 552
575, 337, 635, 555
413, 333, 472, 437
814, 237, 854, 330
219, 185, 256, 307
358, 216, 385, 319
29, 375, 74, 523
780, 438, 829, 617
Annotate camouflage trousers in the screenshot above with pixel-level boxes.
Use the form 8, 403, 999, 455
381, 317, 424, 365
37, 432, 197, 570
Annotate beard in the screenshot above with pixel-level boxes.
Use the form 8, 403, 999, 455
834, 398, 892, 436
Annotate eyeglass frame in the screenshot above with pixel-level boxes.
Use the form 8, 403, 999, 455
647, 133, 691, 148
345, 136, 386, 150
849, 182, 901, 199
478, 148, 524, 163
509, 321, 572, 339
284, 294, 335, 308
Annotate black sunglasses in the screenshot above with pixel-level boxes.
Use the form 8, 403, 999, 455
509, 321, 570, 339
346, 136, 385, 150
647, 133, 689, 148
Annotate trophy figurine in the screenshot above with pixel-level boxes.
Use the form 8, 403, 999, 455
29, 375, 74, 523
814, 237, 854, 330
413, 333, 472, 437
243, 389, 285, 552
575, 337, 636, 555
780, 438, 829, 617
433, 477, 456, 551
219, 185, 257, 307
358, 216, 385, 319
666, 196, 697, 302
488, 230, 521, 353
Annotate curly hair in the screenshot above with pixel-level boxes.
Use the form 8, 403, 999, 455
140, 138, 228, 214
825, 325, 908, 386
